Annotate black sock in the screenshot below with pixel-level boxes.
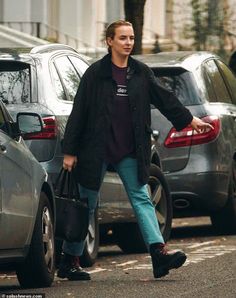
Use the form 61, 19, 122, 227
149, 242, 166, 254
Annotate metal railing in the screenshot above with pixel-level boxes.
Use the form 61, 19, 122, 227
0, 21, 106, 57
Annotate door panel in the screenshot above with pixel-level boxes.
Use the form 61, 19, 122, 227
0, 132, 33, 249
99, 172, 124, 223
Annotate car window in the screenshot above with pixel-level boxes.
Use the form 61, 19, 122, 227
152, 68, 203, 106
53, 56, 81, 101
216, 60, 236, 105
50, 64, 67, 101
204, 60, 232, 104
68, 56, 89, 76
200, 65, 216, 102
0, 62, 31, 104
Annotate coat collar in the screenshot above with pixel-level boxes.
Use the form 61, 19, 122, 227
99, 53, 142, 78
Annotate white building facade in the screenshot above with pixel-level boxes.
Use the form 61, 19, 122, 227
0, 0, 235, 55
0, 0, 171, 54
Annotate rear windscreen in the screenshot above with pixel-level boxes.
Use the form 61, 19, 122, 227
152, 68, 202, 106
0, 62, 31, 104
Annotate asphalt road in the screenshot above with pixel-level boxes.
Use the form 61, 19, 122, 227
1, 217, 236, 298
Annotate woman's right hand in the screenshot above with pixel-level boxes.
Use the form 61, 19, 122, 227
63, 154, 78, 171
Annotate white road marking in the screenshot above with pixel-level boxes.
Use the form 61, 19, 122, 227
183, 245, 236, 266
168, 243, 199, 247
0, 274, 16, 279
87, 268, 108, 274
116, 260, 138, 267
187, 240, 217, 249
118, 244, 236, 271
1, 242, 235, 279
123, 264, 152, 271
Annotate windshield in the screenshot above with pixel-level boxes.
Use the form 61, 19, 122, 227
152, 68, 203, 106
0, 62, 31, 104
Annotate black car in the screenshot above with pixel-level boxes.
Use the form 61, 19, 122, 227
136, 52, 236, 234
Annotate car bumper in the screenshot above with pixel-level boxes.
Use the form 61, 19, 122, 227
166, 170, 229, 216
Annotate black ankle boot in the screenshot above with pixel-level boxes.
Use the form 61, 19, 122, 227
57, 252, 91, 281
150, 243, 187, 278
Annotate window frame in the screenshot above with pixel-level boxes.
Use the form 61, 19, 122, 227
215, 59, 236, 105
68, 55, 89, 77
50, 61, 68, 102
50, 54, 82, 102
152, 67, 204, 106
203, 59, 233, 104
0, 61, 32, 104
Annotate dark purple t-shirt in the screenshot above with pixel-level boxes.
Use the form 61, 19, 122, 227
105, 63, 135, 164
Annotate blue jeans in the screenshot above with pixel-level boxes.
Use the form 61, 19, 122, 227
62, 157, 164, 256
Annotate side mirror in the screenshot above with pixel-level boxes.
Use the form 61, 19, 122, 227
16, 112, 43, 137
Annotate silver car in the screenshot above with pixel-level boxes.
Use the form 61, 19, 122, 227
0, 100, 55, 288
136, 52, 236, 234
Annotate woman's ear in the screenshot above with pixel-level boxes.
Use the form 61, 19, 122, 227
106, 37, 113, 47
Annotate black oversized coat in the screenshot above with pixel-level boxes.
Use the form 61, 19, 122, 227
63, 54, 193, 190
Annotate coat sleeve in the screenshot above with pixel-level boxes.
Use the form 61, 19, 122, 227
62, 69, 90, 155
147, 67, 193, 131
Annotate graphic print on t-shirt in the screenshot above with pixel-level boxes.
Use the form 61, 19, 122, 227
106, 63, 135, 163
116, 84, 128, 97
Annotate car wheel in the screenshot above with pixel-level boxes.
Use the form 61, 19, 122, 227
114, 164, 173, 253
211, 161, 236, 234
80, 206, 99, 267
149, 164, 172, 240
16, 192, 55, 288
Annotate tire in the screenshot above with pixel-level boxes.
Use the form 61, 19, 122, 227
114, 164, 173, 253
211, 161, 236, 234
16, 192, 55, 288
80, 206, 99, 267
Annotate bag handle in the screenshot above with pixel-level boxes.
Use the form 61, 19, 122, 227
55, 168, 66, 196
68, 169, 80, 200
55, 168, 80, 201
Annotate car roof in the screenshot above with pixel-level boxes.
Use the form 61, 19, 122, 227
134, 51, 220, 72
0, 47, 35, 64
0, 44, 90, 64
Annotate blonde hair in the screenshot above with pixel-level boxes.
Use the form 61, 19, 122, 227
105, 20, 133, 53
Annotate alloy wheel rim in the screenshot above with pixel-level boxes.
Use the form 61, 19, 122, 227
42, 206, 54, 273
86, 214, 95, 254
148, 176, 167, 233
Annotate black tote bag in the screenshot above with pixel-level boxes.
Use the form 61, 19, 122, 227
55, 168, 89, 242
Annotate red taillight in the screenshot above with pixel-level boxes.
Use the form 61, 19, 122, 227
164, 115, 221, 148
23, 116, 57, 140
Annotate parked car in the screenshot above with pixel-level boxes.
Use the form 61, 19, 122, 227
0, 44, 172, 267
0, 100, 55, 288
0, 44, 90, 186
135, 52, 236, 234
